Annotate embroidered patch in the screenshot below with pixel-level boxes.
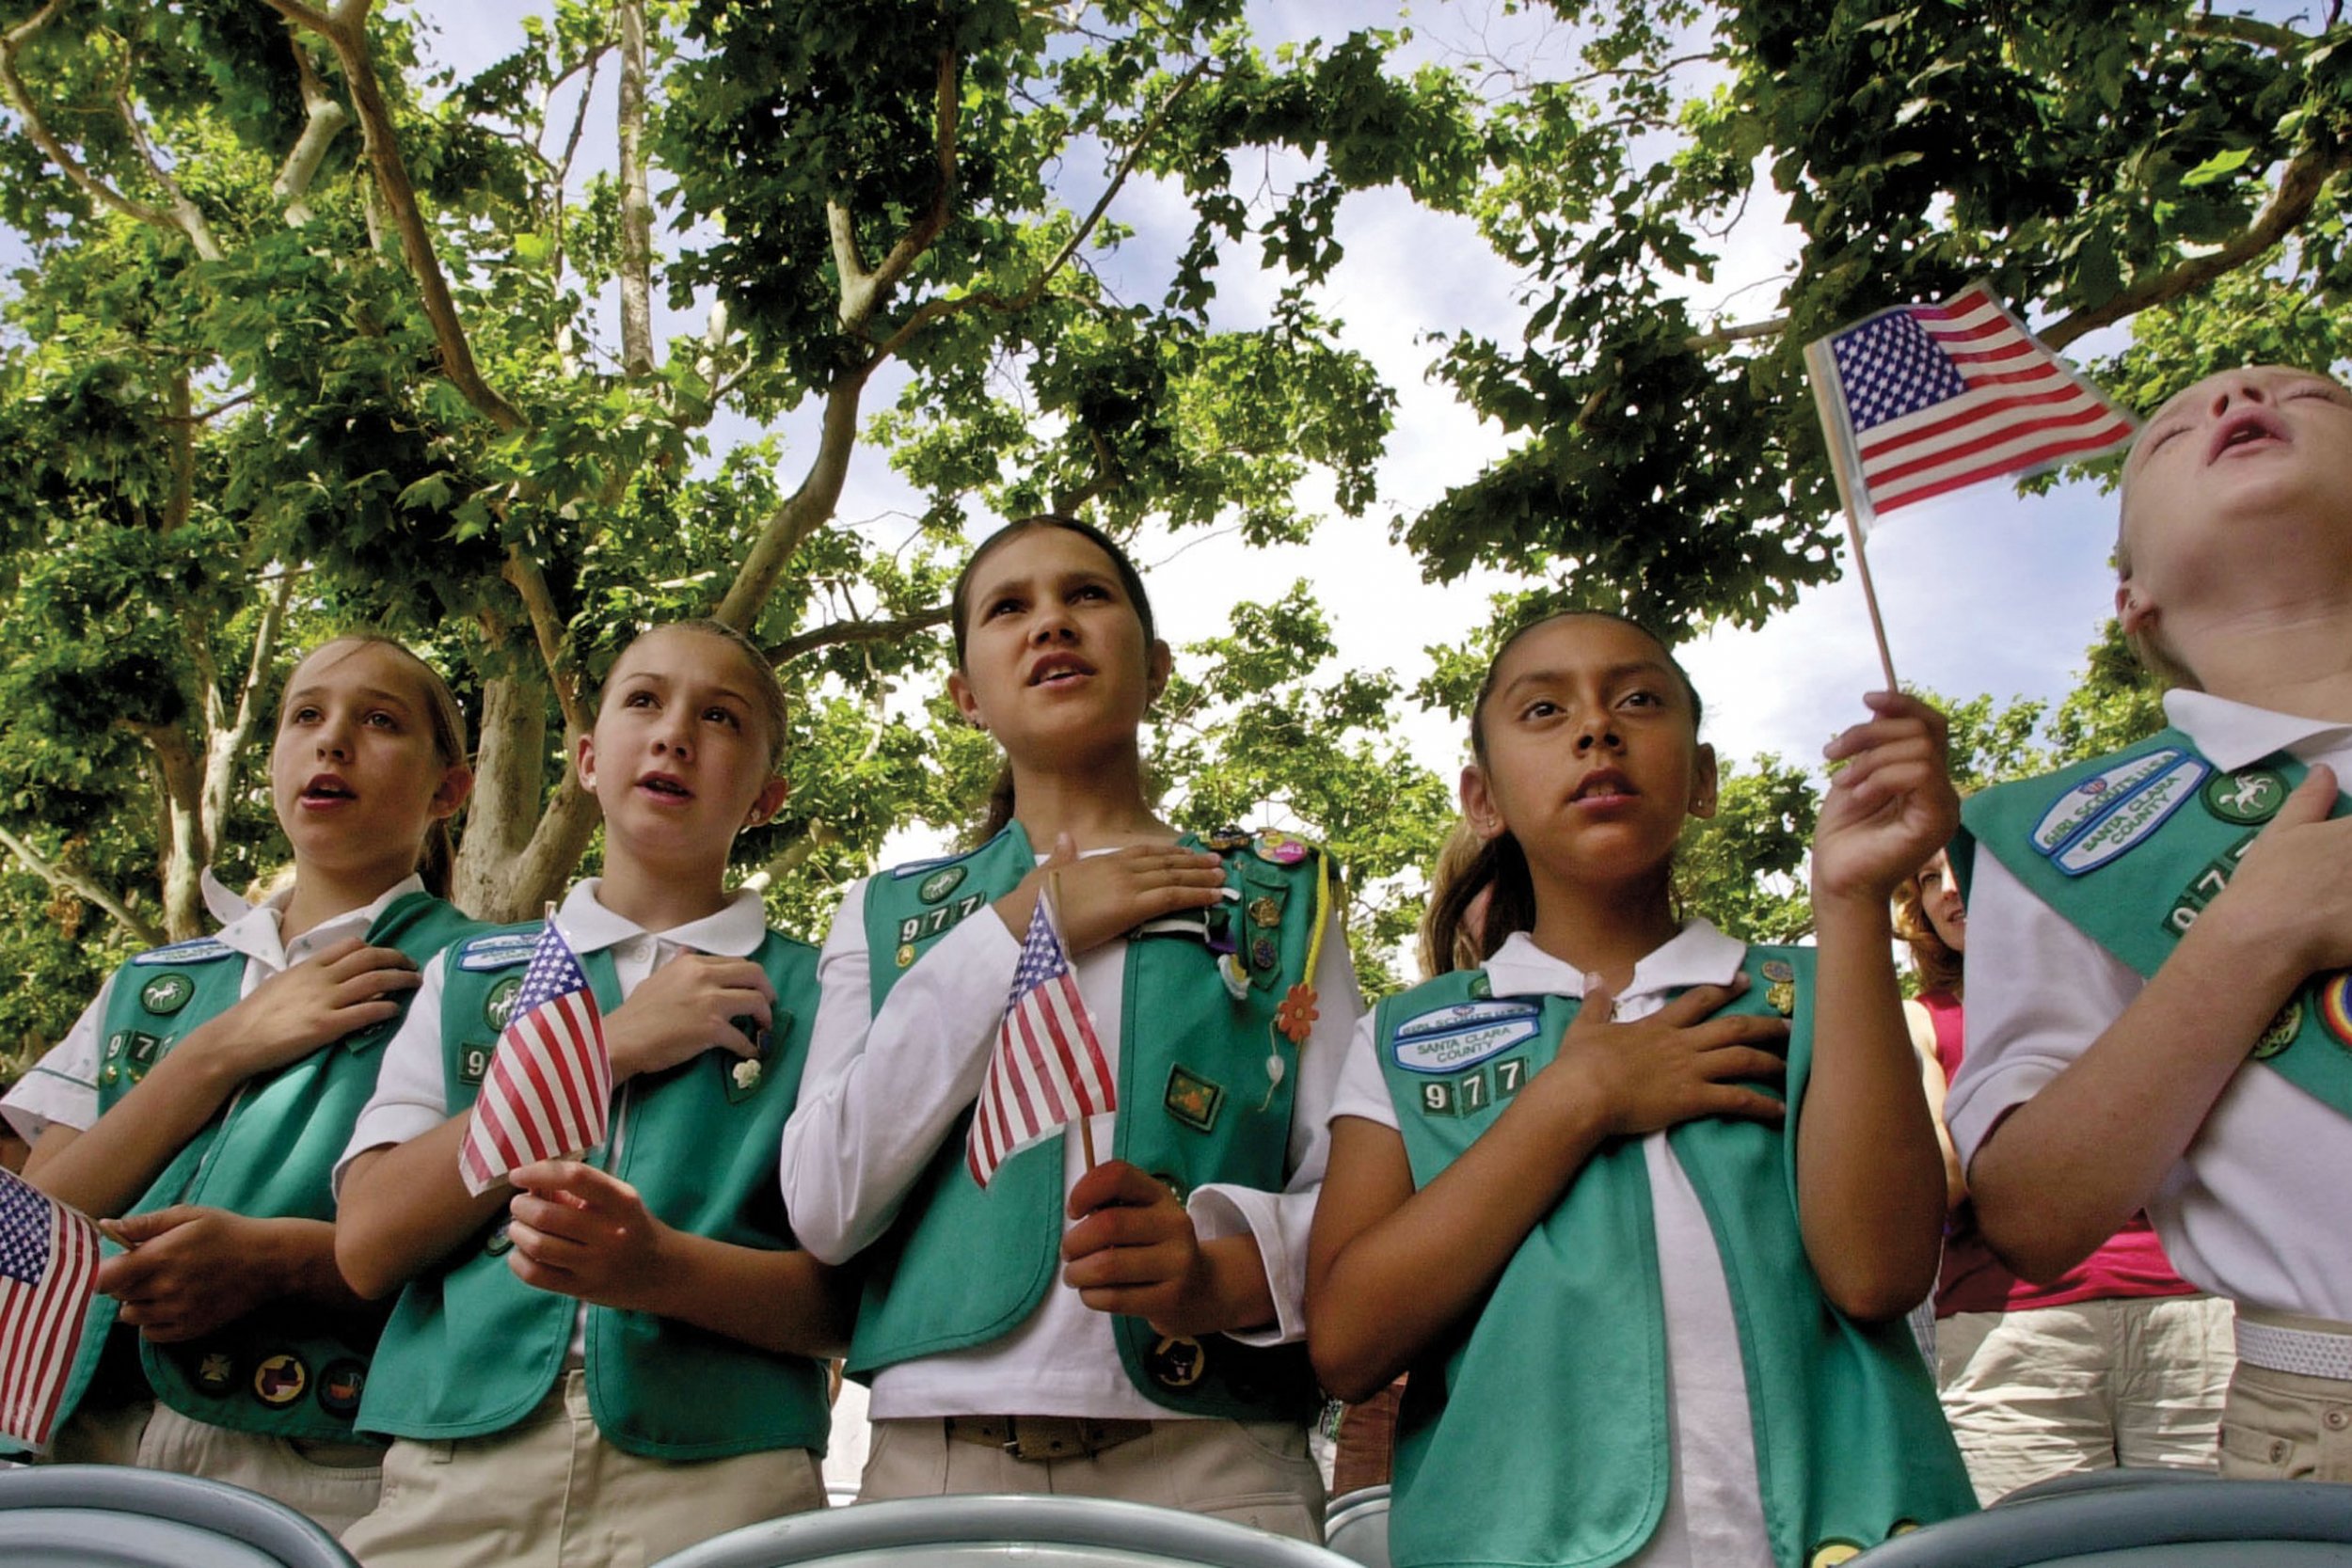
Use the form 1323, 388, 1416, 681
316, 1359, 366, 1418
1145, 1334, 1208, 1389
251, 1353, 308, 1409
103, 1030, 166, 1085
1163, 1065, 1226, 1133
2051, 756, 2210, 876
1415, 1078, 1458, 1117
895, 893, 989, 947
139, 974, 194, 1016
2203, 766, 2288, 825
917, 864, 968, 904
132, 939, 232, 967
458, 932, 539, 973
2320, 973, 2352, 1048
484, 974, 523, 1033
193, 1352, 235, 1397
2031, 749, 2185, 854
457, 1044, 493, 1086
2253, 998, 2302, 1060
1391, 1000, 1541, 1076
2162, 832, 2257, 936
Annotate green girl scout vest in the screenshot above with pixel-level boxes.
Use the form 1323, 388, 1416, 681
357, 923, 831, 1462
1373, 954, 1974, 1568
1958, 727, 2352, 1117
52, 892, 483, 1446
844, 822, 1329, 1421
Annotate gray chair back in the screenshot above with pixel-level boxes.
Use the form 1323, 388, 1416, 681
651, 1493, 1358, 1568
1851, 1479, 2352, 1565
1322, 1485, 1389, 1568
0, 1465, 358, 1568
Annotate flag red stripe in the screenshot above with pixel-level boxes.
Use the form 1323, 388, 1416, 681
497, 1037, 565, 1164
1858, 383, 2090, 461
1873, 421, 2139, 512
1864, 399, 2127, 487
1032, 990, 1092, 1118
528, 1000, 598, 1150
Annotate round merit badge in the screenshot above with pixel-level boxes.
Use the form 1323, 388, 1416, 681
2253, 998, 2303, 1060
316, 1359, 367, 1418
917, 863, 967, 904
1145, 1334, 1207, 1390
252, 1353, 308, 1409
139, 973, 193, 1015
2320, 973, 2352, 1049
1759, 958, 1795, 985
485, 974, 523, 1033
2202, 767, 2287, 825
1252, 831, 1309, 866
193, 1352, 236, 1397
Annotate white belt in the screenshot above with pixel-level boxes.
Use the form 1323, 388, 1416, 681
2235, 1313, 2352, 1383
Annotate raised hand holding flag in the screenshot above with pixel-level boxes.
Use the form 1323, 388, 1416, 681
0, 1166, 101, 1452
458, 917, 612, 1197
966, 884, 1117, 1190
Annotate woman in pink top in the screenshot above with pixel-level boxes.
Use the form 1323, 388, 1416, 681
1899, 848, 2233, 1503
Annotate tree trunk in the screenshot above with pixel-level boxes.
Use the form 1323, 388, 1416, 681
140, 723, 208, 941
453, 673, 603, 922
615, 0, 655, 378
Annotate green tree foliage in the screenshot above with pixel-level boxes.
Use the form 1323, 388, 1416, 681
1406, 1, 2352, 629
0, 0, 1479, 1068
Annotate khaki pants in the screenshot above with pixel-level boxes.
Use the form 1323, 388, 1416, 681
49, 1398, 383, 1536
1935, 1294, 2233, 1504
2219, 1308, 2352, 1481
339, 1370, 826, 1568
862, 1417, 1325, 1542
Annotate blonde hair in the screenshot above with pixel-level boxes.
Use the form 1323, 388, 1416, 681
284, 635, 469, 898
1891, 863, 1963, 997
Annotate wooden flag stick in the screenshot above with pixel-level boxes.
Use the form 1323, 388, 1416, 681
1050, 868, 1103, 1172
1804, 338, 1900, 692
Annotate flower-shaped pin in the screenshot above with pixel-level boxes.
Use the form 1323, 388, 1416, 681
732, 1059, 763, 1090
1275, 982, 1320, 1044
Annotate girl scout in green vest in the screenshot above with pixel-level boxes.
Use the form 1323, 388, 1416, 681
1307, 611, 1975, 1568
780, 517, 1357, 1539
0, 635, 477, 1533
332, 620, 847, 1568
1948, 365, 2352, 1481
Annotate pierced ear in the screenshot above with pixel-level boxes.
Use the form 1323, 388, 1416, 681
1689, 743, 1720, 820
947, 670, 985, 731
574, 733, 599, 791
1460, 764, 1507, 841
745, 776, 790, 828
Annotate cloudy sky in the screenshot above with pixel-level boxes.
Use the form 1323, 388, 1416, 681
434, 2, 2247, 802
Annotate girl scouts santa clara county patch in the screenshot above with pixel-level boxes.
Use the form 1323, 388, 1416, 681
2032, 749, 2209, 877
1391, 1000, 1540, 1075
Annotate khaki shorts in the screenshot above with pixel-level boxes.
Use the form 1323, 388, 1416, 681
339, 1370, 825, 1568
862, 1416, 1325, 1542
2219, 1308, 2352, 1482
49, 1398, 383, 1536
1935, 1294, 2233, 1504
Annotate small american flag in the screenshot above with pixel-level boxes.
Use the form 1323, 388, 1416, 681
967, 898, 1117, 1189
458, 921, 611, 1196
0, 1167, 100, 1452
1805, 280, 2137, 528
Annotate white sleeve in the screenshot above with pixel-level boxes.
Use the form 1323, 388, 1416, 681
1188, 912, 1364, 1347
779, 879, 1021, 1266
1, 978, 116, 1141
1327, 1001, 1401, 1131
1943, 848, 2145, 1175
333, 951, 457, 1196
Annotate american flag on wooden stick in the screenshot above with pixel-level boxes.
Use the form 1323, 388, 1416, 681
0, 1166, 100, 1452
458, 920, 611, 1196
1805, 280, 2137, 530
967, 896, 1117, 1189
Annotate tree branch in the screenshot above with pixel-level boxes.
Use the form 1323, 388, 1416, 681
0, 1, 219, 257
2043, 143, 2352, 350
2179, 14, 2307, 52
262, 0, 525, 431
0, 825, 161, 947
501, 548, 586, 736
273, 28, 352, 223
866, 55, 1208, 368
199, 568, 294, 855
1684, 314, 1788, 350
764, 603, 952, 666
828, 49, 959, 334
164, 370, 194, 531
714, 375, 866, 629
616, 0, 654, 376
110, 64, 223, 260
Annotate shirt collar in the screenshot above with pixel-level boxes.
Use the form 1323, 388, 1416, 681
199, 867, 251, 927
2163, 689, 2352, 773
216, 874, 427, 972
1481, 919, 1747, 1002
554, 879, 768, 958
